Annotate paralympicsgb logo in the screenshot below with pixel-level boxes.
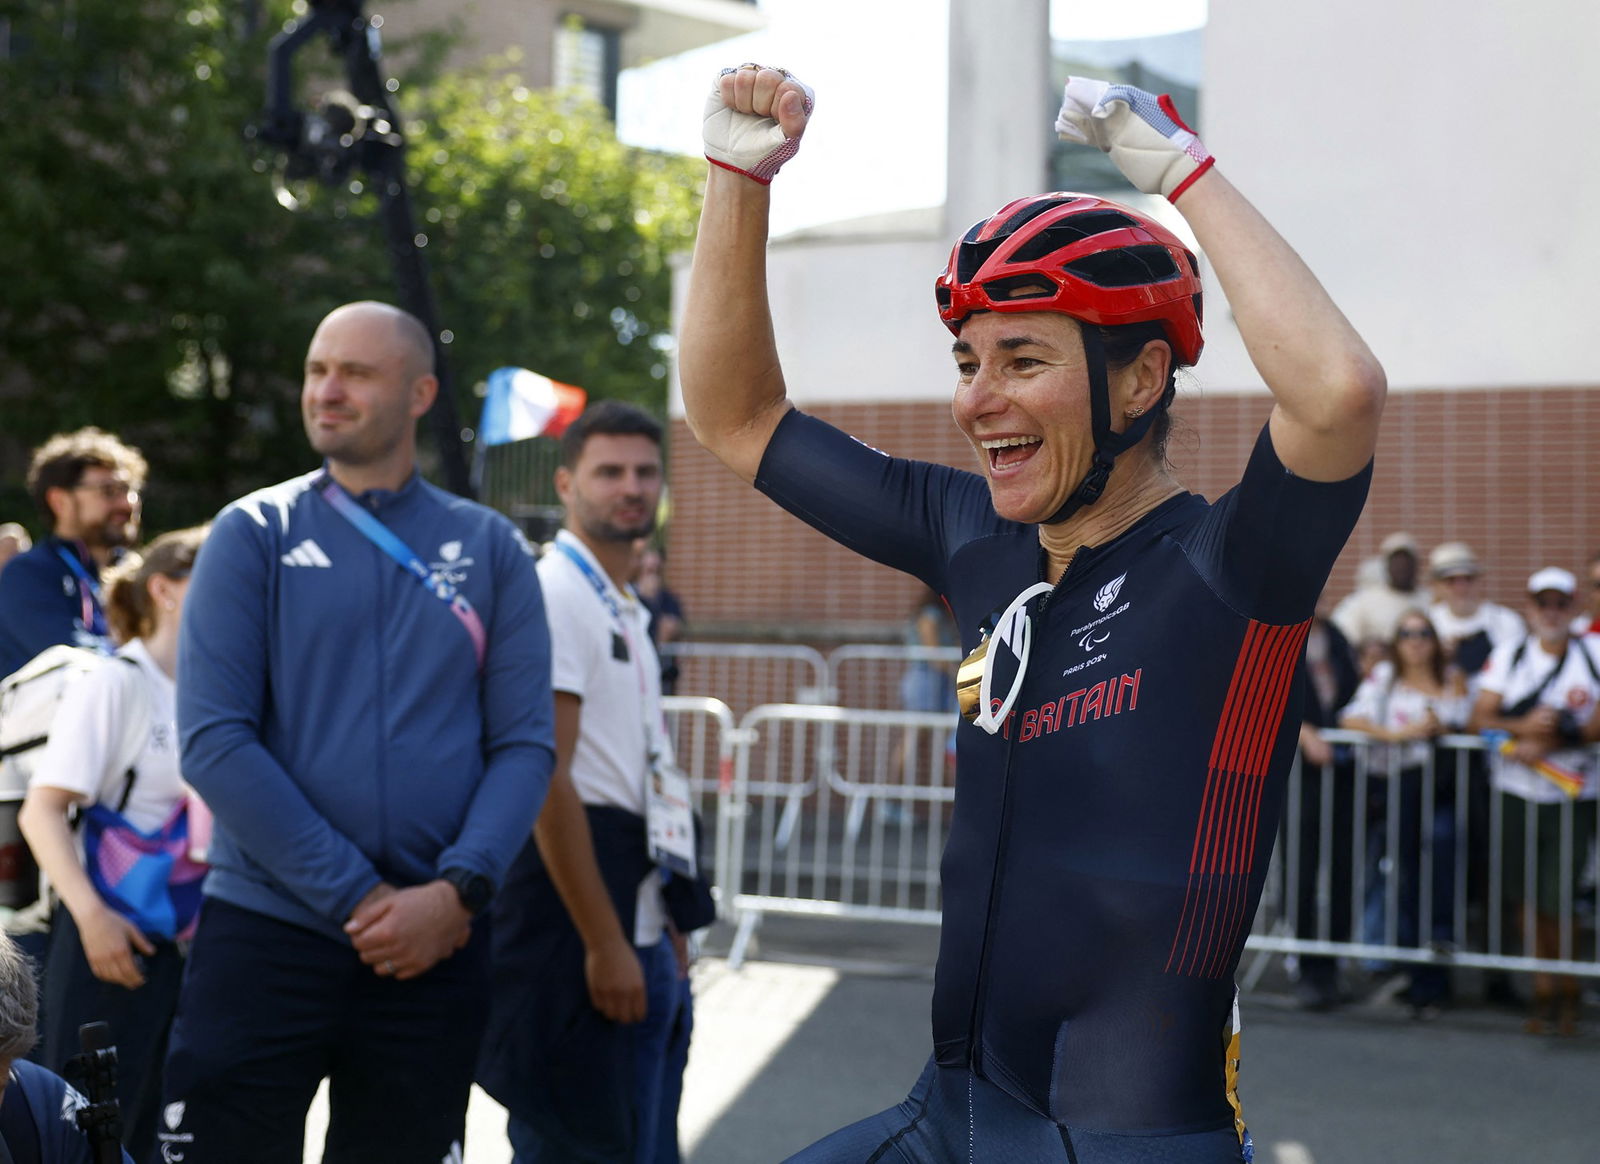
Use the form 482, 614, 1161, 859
1094, 572, 1127, 612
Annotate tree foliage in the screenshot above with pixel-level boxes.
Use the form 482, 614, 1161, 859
0, 1, 703, 533
409, 59, 704, 412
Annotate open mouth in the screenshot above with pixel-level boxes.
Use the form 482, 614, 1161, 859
981, 435, 1042, 471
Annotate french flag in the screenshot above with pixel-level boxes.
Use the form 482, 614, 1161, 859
477, 366, 587, 446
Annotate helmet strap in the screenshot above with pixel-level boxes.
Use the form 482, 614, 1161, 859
1042, 323, 1161, 526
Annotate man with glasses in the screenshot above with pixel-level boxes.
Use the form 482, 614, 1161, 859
1425, 541, 1524, 676
0, 428, 146, 677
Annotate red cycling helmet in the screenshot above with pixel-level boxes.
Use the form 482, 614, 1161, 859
934, 192, 1204, 365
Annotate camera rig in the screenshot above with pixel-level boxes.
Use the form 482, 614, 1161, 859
250, 0, 473, 497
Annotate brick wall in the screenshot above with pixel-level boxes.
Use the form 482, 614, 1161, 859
665, 386, 1600, 638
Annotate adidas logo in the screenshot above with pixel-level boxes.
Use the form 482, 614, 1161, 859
281, 539, 332, 568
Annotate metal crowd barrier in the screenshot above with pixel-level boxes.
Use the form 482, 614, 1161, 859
662, 696, 739, 909
826, 644, 962, 712
721, 703, 957, 968
700, 701, 1599, 985
659, 642, 832, 718
1245, 728, 1600, 985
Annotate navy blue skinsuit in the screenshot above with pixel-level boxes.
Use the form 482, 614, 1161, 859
756, 411, 1370, 1161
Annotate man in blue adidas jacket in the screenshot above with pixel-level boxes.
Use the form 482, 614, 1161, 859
163, 301, 555, 1163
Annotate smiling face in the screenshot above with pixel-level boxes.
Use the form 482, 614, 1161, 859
301, 304, 436, 471
55, 464, 141, 551
950, 311, 1162, 525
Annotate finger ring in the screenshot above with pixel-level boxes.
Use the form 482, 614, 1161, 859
738, 62, 761, 71
383, 960, 396, 974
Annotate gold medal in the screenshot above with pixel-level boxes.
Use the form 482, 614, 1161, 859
955, 636, 989, 722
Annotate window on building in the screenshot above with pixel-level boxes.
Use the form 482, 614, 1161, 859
553, 15, 621, 118
1049, 4, 1205, 195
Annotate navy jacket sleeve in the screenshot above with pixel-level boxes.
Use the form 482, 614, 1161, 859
754, 408, 1010, 592
433, 520, 556, 886
178, 503, 382, 923
1181, 424, 1372, 625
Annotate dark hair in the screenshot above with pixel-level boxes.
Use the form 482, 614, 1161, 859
1391, 611, 1446, 687
25, 427, 148, 532
103, 525, 207, 643
559, 401, 663, 468
1097, 321, 1183, 462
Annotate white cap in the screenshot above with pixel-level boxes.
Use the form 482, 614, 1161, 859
1380, 531, 1419, 557
1527, 566, 1576, 596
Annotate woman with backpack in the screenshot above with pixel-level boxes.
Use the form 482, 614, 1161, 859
18, 525, 208, 1161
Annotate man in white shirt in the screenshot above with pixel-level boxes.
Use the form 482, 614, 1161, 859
1425, 541, 1524, 676
481, 401, 693, 1163
1468, 566, 1600, 1035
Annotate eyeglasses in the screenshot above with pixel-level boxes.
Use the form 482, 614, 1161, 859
1532, 595, 1572, 611
1396, 628, 1435, 640
73, 481, 139, 502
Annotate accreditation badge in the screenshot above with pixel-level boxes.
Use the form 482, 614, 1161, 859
646, 759, 697, 877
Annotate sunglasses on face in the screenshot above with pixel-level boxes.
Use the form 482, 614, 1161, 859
1395, 627, 1435, 640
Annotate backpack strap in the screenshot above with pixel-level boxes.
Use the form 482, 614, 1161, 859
1499, 637, 1570, 718
109, 656, 150, 815
1575, 637, 1600, 685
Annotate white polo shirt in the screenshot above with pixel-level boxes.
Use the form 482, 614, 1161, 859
537, 530, 668, 944
1478, 633, 1600, 803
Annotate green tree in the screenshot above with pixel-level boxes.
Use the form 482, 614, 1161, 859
0, 3, 702, 533
0, 1, 391, 532
409, 57, 704, 413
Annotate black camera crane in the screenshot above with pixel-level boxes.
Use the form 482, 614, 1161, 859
249, 0, 473, 497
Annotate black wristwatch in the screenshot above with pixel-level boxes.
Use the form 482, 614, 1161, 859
440, 868, 494, 915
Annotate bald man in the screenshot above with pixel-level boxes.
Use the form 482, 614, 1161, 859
163, 302, 556, 1162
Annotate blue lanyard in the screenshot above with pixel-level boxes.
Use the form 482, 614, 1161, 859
316, 475, 486, 670
555, 536, 666, 760
554, 536, 631, 626
55, 544, 109, 639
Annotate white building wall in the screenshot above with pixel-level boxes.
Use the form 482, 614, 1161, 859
1202, 0, 1600, 393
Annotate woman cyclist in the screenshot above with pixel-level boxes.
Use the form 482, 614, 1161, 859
682, 68, 1384, 1162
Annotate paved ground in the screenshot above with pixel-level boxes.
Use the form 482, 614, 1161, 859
303, 916, 1600, 1163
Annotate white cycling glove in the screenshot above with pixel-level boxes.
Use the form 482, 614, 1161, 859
702, 66, 815, 185
1055, 77, 1214, 202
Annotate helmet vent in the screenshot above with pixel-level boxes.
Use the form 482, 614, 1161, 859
980, 275, 1055, 304
992, 195, 1078, 239
1061, 245, 1180, 288
955, 236, 1005, 284
1009, 212, 1138, 264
